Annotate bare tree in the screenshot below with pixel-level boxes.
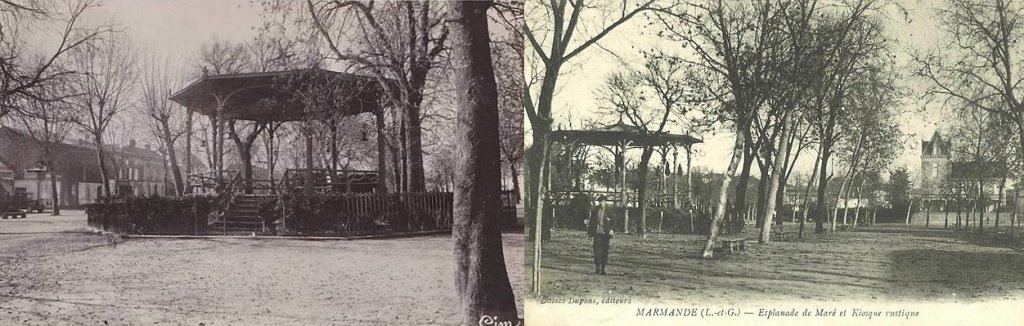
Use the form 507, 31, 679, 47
139, 55, 186, 196
0, 0, 108, 120
228, 120, 266, 193
524, 0, 657, 239
193, 38, 252, 187
66, 34, 137, 198
11, 88, 74, 214
305, 0, 448, 193
805, 5, 892, 234
492, 5, 524, 201
596, 57, 689, 237
915, 0, 1024, 166
654, 0, 785, 257
198, 38, 251, 76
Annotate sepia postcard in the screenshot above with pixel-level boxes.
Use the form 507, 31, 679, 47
523, 0, 1024, 325
2, 0, 524, 325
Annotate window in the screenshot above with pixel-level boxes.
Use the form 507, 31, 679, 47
932, 162, 939, 178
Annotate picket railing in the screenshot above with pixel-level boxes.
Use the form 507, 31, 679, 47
277, 192, 453, 235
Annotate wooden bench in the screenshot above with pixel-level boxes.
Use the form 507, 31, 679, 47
719, 236, 747, 253
771, 224, 788, 241
2, 210, 27, 219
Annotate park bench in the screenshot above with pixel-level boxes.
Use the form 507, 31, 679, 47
2, 210, 26, 219
771, 224, 788, 241
719, 236, 747, 253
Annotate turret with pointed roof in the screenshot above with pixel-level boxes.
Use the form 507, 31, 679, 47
921, 130, 950, 194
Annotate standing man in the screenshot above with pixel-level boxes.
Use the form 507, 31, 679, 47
589, 197, 614, 275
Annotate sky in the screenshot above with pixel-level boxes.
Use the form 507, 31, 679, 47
526, 0, 949, 181
85, 0, 265, 75
28, 0, 957, 182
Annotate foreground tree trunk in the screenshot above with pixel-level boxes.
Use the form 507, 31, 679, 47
449, 1, 518, 323
702, 125, 745, 258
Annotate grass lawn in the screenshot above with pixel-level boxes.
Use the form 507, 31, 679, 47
526, 221, 1024, 304
0, 210, 523, 325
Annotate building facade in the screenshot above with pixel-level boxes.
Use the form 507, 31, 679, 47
0, 127, 175, 208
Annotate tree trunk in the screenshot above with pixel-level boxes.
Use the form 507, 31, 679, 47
510, 164, 521, 203
956, 195, 962, 229
926, 200, 931, 228
376, 109, 387, 193
758, 112, 790, 243
976, 180, 983, 233
945, 199, 949, 229
161, 119, 184, 196
405, 101, 426, 192
686, 146, 693, 232
733, 141, 755, 231
841, 173, 859, 226
390, 143, 403, 193
616, 145, 629, 234
996, 179, 1005, 231
814, 143, 832, 234
448, 1, 519, 322
832, 169, 852, 232
47, 158, 60, 215
905, 198, 914, 224
524, 128, 549, 242
94, 133, 112, 198
637, 147, 654, 238
852, 184, 863, 229
800, 151, 821, 238
229, 121, 263, 194
755, 163, 770, 226
530, 139, 550, 293
525, 54, 561, 242
185, 110, 193, 194
303, 121, 314, 196
702, 125, 745, 258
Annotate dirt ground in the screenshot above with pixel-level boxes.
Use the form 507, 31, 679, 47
527, 217, 1024, 304
0, 211, 524, 325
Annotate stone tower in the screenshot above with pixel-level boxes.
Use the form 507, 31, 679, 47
920, 131, 950, 194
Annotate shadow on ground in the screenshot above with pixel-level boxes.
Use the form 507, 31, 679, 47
528, 225, 1024, 303
890, 249, 1024, 300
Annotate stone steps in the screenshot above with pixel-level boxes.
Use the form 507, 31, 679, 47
208, 195, 273, 234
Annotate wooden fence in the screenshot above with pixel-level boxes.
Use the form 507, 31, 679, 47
277, 192, 454, 235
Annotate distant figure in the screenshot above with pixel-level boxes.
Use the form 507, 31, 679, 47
589, 201, 613, 275
105, 233, 122, 248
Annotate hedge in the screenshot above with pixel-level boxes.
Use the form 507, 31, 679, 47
85, 196, 215, 235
